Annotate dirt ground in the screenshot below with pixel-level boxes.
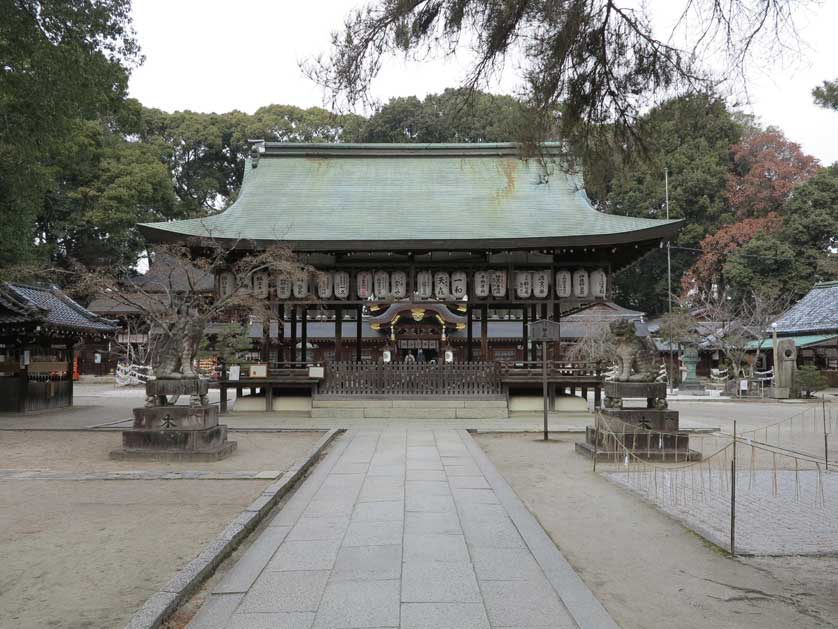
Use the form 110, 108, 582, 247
477, 432, 838, 629
0, 430, 322, 472
0, 431, 323, 629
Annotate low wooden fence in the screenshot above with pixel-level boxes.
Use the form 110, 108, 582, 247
320, 361, 503, 398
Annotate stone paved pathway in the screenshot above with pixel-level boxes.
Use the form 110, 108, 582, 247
187, 429, 616, 629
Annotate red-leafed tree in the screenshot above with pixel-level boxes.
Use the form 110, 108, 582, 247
726, 129, 820, 219
683, 215, 782, 294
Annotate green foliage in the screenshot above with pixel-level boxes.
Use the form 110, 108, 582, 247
360, 89, 526, 143
606, 94, 743, 313
0, 0, 140, 267
206, 323, 253, 364
724, 165, 838, 301
794, 364, 828, 398
813, 79, 838, 111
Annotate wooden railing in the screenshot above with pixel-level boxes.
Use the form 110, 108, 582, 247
498, 361, 604, 381
319, 361, 503, 398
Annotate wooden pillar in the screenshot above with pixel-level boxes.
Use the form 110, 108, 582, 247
68, 343, 75, 407
530, 304, 538, 362
467, 307, 473, 362
266, 383, 273, 412
220, 384, 228, 414
301, 306, 308, 363
594, 385, 602, 408
290, 306, 297, 365
553, 300, 561, 363
335, 306, 343, 362
522, 306, 528, 363
356, 305, 363, 362
480, 304, 489, 361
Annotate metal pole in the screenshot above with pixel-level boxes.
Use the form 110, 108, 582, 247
666, 168, 674, 392
731, 419, 736, 557
543, 340, 549, 441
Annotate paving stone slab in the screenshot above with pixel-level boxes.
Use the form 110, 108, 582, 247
401, 561, 482, 603
404, 511, 463, 535
238, 570, 330, 613
405, 493, 456, 513
403, 533, 469, 563
405, 469, 447, 481
480, 580, 574, 628
214, 526, 292, 594
332, 544, 403, 582
266, 539, 342, 571
343, 519, 404, 546
352, 500, 405, 522
405, 480, 452, 496
400, 602, 490, 629
469, 547, 545, 582
186, 592, 243, 628
449, 475, 490, 489
358, 478, 405, 502
286, 516, 350, 542
460, 515, 526, 549
229, 612, 315, 629
313, 579, 401, 628
452, 488, 500, 505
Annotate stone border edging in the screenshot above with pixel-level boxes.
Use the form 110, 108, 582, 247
459, 429, 620, 629
124, 427, 344, 629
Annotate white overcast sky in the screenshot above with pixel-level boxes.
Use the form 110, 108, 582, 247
128, 0, 838, 164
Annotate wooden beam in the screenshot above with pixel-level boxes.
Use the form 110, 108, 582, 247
467, 307, 473, 363
522, 305, 528, 363
356, 305, 363, 362
480, 304, 489, 361
335, 306, 343, 362
290, 306, 297, 365
301, 306, 308, 363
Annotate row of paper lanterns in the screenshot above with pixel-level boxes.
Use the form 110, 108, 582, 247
219, 269, 607, 300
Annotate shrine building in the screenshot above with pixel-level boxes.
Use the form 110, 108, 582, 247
138, 142, 680, 411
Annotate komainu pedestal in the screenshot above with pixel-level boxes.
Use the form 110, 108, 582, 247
110, 379, 236, 461
576, 381, 701, 462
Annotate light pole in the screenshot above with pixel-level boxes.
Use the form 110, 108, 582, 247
771, 322, 778, 388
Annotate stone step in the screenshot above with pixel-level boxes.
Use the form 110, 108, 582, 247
310, 406, 509, 419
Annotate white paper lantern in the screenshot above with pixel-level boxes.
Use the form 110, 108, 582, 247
573, 269, 589, 298
532, 270, 551, 298
391, 271, 407, 298
433, 271, 450, 299
356, 271, 372, 299
473, 271, 490, 298
333, 271, 350, 299
451, 271, 467, 299
490, 270, 507, 297
416, 271, 433, 299
515, 271, 532, 299
590, 269, 607, 298
316, 272, 333, 299
555, 270, 571, 298
217, 271, 235, 298
293, 273, 309, 298
251, 272, 269, 299
275, 273, 291, 299
373, 270, 390, 299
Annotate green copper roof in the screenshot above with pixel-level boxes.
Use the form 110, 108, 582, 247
138, 143, 681, 250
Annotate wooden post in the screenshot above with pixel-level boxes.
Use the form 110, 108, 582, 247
290, 306, 297, 365
67, 343, 75, 407
301, 306, 308, 363
530, 304, 538, 362
542, 340, 549, 441
522, 306, 528, 363
480, 304, 489, 360
467, 307, 473, 362
265, 382, 273, 412
823, 398, 829, 471
356, 305, 363, 362
335, 306, 343, 362
220, 384, 228, 414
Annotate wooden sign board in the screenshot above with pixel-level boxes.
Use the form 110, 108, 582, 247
529, 319, 561, 342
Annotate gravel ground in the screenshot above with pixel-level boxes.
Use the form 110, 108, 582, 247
477, 432, 838, 629
0, 431, 323, 629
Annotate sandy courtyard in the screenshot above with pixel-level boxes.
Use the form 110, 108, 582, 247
477, 432, 838, 629
0, 430, 323, 629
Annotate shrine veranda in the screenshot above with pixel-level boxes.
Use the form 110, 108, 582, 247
138, 142, 681, 404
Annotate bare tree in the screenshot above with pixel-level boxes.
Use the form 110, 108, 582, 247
72, 240, 312, 378
305, 0, 808, 156
564, 322, 616, 365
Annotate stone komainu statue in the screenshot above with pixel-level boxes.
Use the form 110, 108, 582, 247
152, 313, 205, 380
610, 319, 659, 382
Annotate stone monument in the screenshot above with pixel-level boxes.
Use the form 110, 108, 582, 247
111, 315, 236, 461
678, 344, 706, 395
768, 337, 796, 399
576, 320, 700, 461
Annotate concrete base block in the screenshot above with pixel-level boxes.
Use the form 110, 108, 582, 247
273, 396, 312, 412
392, 400, 465, 408
314, 399, 394, 408
111, 441, 237, 462
363, 408, 403, 418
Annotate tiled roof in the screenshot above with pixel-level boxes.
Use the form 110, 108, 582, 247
772, 282, 838, 334
0, 283, 117, 334
139, 142, 681, 250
